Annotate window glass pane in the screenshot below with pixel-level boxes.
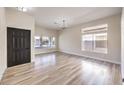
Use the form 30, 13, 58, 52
34, 36, 41, 48
42, 36, 50, 47
94, 32, 107, 53
51, 37, 56, 47
82, 34, 93, 51
35, 36, 56, 48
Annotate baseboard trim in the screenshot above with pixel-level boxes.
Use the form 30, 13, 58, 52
0, 68, 6, 81
35, 50, 58, 55
59, 50, 120, 65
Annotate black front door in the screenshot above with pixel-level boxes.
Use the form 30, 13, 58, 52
7, 27, 31, 67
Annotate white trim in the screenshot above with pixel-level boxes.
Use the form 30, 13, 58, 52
59, 50, 120, 65
82, 24, 108, 33
0, 68, 6, 81
121, 8, 124, 80
35, 50, 58, 55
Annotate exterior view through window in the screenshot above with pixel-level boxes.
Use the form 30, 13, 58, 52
34, 36, 56, 48
34, 36, 41, 48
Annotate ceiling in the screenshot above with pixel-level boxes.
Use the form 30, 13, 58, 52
8, 7, 122, 30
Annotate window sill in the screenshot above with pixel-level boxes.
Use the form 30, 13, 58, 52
35, 47, 56, 49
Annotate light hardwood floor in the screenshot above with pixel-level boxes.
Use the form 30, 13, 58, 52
0, 52, 122, 85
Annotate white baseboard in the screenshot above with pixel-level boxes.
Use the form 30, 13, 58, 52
35, 49, 120, 64
0, 68, 6, 81
59, 50, 120, 65
35, 50, 58, 55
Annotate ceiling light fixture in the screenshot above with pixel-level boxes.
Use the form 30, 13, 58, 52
54, 17, 68, 30
17, 7, 28, 12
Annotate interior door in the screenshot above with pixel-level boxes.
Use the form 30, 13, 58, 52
7, 27, 31, 67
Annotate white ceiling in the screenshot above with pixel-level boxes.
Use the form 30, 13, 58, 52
9, 7, 122, 30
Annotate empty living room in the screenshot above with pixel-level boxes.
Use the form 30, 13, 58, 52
0, 7, 124, 85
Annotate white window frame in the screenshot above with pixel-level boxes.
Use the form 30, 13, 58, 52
34, 36, 56, 48
81, 24, 108, 54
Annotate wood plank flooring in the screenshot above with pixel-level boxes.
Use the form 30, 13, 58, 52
0, 52, 122, 85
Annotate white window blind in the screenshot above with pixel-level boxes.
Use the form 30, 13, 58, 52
81, 24, 108, 54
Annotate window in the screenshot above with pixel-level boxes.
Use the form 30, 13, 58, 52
34, 36, 41, 48
50, 37, 56, 47
42, 36, 51, 47
81, 24, 108, 54
34, 36, 56, 48
94, 32, 107, 53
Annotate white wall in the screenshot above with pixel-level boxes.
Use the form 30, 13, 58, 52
121, 8, 124, 79
59, 14, 121, 64
6, 9, 35, 62
0, 8, 7, 80
35, 25, 59, 54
